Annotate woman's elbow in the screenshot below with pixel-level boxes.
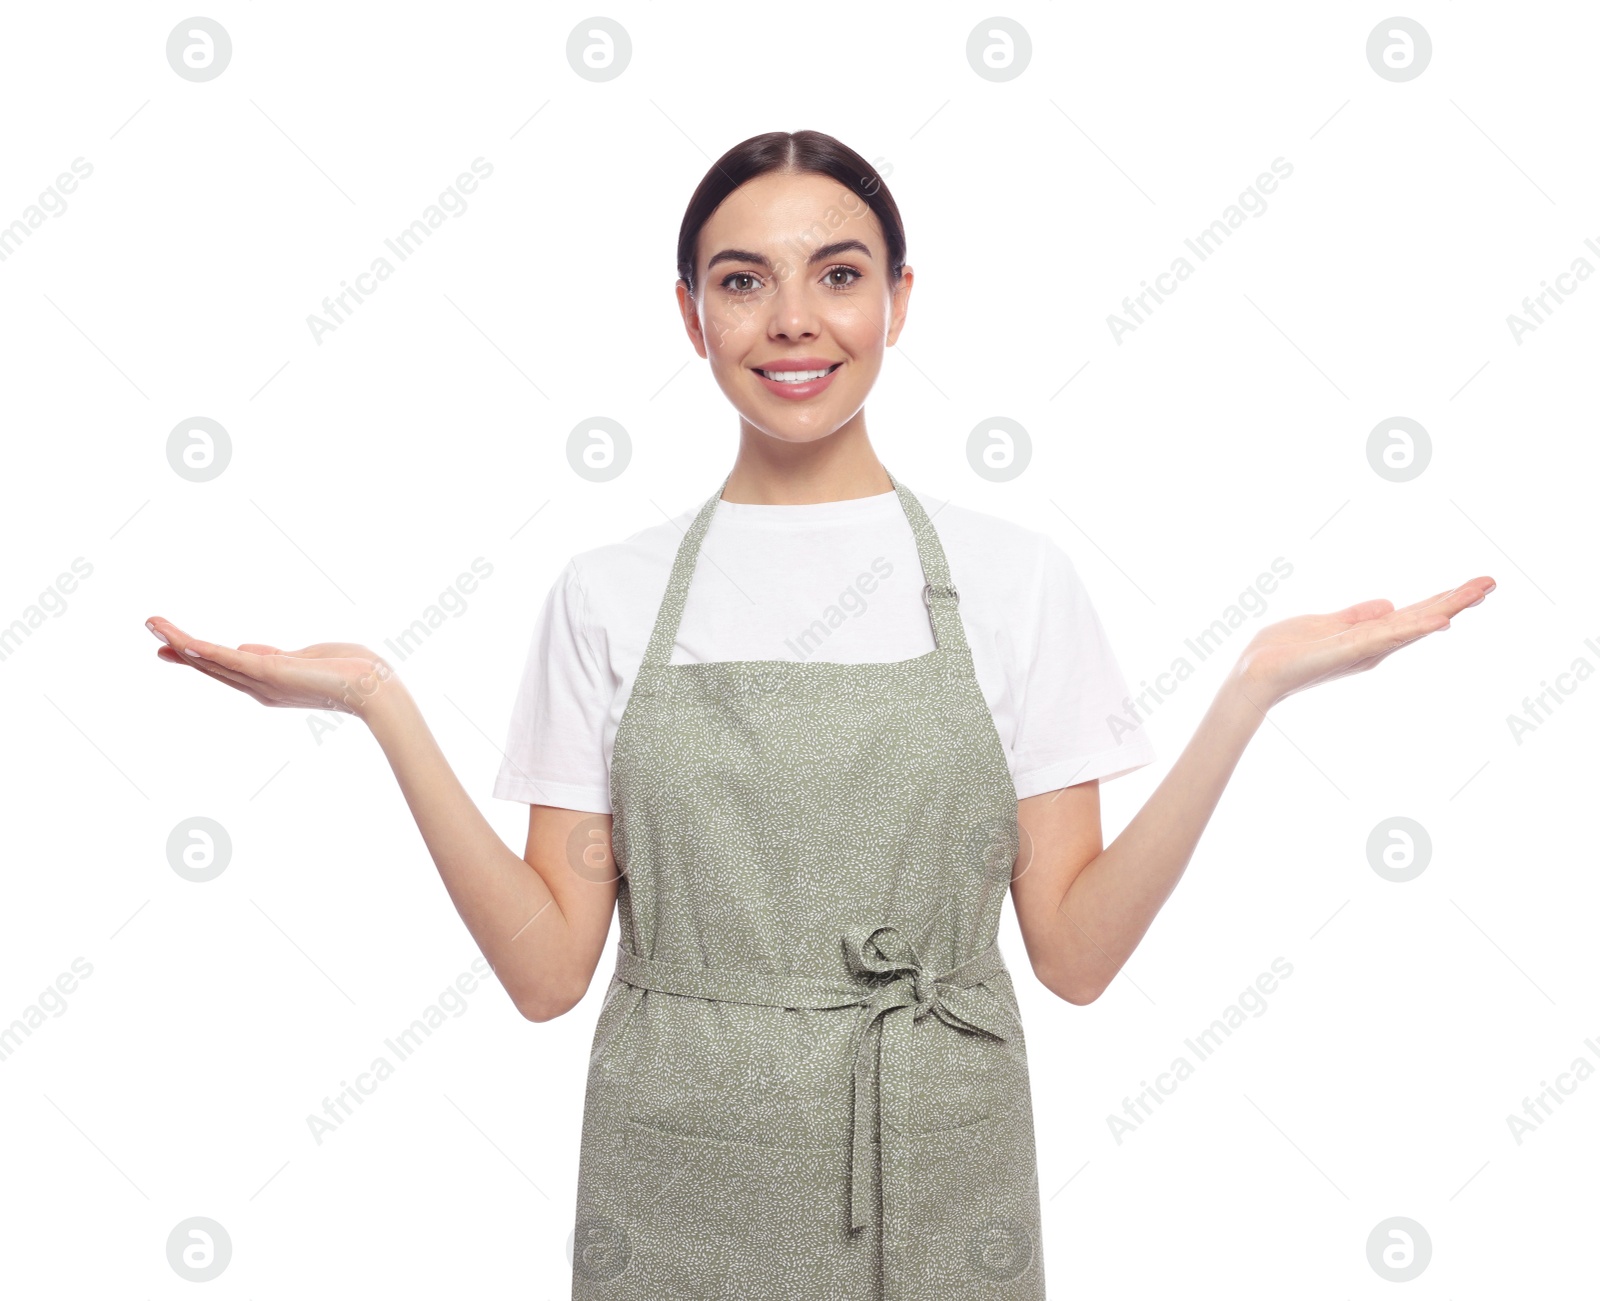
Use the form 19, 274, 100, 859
517, 977, 587, 1023
1034, 960, 1105, 1007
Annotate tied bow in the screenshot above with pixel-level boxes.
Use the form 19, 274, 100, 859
839, 923, 1015, 1232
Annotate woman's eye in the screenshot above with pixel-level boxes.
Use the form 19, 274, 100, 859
720, 266, 860, 295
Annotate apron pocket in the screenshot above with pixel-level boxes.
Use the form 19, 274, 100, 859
882, 1109, 1044, 1296
616, 1118, 859, 1297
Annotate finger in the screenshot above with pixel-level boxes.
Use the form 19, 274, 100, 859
1360, 609, 1455, 661
1311, 605, 1443, 668
170, 653, 273, 703
1393, 577, 1493, 621
176, 648, 277, 694
1441, 575, 1496, 612
237, 643, 285, 656
1285, 605, 1460, 697
1380, 586, 1456, 620
194, 659, 271, 694
149, 617, 217, 660
1331, 598, 1395, 625
171, 651, 339, 709
1369, 606, 1453, 649
201, 669, 273, 705
147, 616, 192, 645
1384, 585, 1486, 631
181, 637, 276, 684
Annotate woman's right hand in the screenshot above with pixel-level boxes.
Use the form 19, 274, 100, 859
145, 615, 398, 717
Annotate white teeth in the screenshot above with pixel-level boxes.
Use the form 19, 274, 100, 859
760, 366, 834, 383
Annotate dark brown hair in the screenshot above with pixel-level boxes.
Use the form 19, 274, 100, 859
676, 130, 905, 297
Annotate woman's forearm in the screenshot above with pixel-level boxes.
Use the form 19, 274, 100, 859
1047, 670, 1267, 1002
1034, 576, 1493, 1002
361, 676, 580, 1020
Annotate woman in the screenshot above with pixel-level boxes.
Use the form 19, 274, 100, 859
144, 130, 1493, 1300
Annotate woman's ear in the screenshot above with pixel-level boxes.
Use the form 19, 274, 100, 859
886, 265, 915, 348
676, 278, 709, 361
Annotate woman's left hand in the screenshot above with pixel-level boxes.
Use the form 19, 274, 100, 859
1232, 575, 1496, 709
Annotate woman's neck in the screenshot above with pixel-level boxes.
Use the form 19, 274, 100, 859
720, 421, 891, 505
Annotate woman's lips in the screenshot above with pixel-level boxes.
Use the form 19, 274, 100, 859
751, 361, 843, 401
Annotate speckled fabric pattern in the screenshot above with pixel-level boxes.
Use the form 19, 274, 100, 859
569, 470, 1047, 1300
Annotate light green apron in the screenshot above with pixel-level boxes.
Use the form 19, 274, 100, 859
569, 470, 1046, 1300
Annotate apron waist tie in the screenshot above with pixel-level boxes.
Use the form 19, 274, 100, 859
611, 923, 1017, 1235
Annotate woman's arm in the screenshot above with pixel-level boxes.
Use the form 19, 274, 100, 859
144, 617, 616, 1022
1012, 674, 1260, 1004
1010, 577, 1495, 1005
363, 680, 618, 1022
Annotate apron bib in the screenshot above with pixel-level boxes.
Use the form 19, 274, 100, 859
569, 470, 1046, 1300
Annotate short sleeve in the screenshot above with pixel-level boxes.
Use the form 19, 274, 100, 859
492, 559, 613, 812
1008, 538, 1158, 798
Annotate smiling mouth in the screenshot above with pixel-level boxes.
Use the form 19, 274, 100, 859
754, 362, 843, 383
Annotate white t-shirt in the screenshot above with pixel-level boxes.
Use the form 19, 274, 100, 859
493, 485, 1158, 813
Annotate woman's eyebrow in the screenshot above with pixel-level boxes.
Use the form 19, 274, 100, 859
705, 239, 874, 274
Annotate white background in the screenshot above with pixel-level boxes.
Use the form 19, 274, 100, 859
1, 3, 1594, 1296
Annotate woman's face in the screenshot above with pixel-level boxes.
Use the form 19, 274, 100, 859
678, 169, 913, 445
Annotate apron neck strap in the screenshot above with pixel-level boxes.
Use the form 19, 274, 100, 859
638, 466, 969, 669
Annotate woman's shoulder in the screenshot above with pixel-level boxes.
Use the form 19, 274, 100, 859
905, 486, 1074, 596
553, 504, 696, 613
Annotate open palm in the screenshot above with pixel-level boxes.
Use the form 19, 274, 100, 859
146, 615, 393, 715
1235, 575, 1495, 708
